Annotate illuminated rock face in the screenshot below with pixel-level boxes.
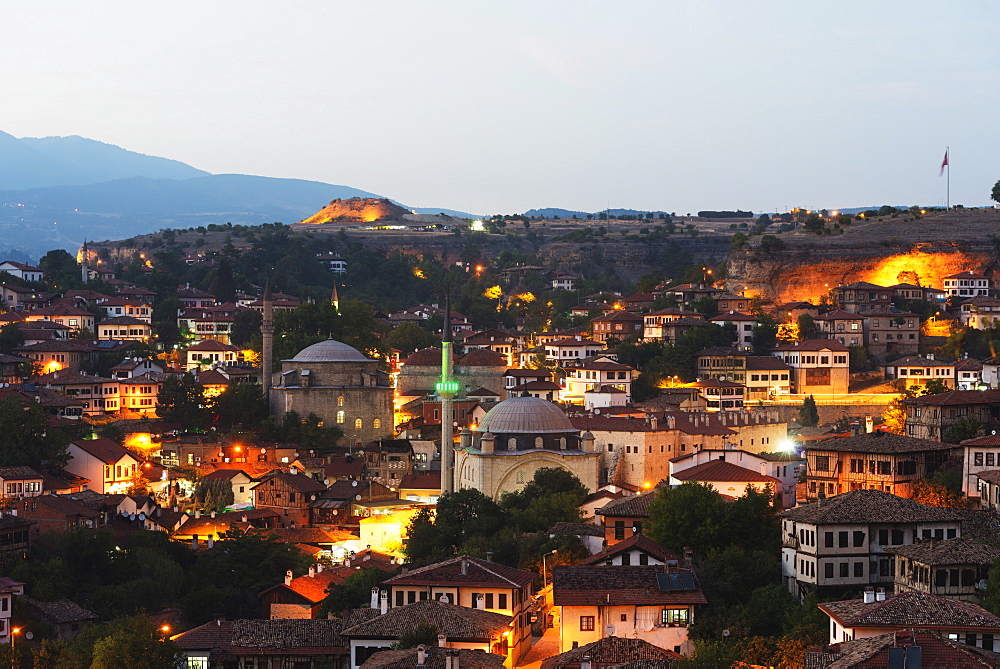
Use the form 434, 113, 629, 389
299, 198, 410, 224
729, 243, 989, 304
726, 208, 1000, 305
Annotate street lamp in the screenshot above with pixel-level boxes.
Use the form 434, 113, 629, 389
11, 627, 20, 669
542, 549, 558, 589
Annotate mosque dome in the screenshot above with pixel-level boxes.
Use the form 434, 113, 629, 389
475, 396, 575, 434
288, 339, 370, 363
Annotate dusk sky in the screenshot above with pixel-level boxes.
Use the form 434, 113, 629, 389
3, 1, 998, 215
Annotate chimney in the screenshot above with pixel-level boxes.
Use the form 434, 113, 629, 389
309, 566, 316, 578
417, 645, 427, 666
683, 547, 693, 570
207, 536, 214, 549
460, 557, 468, 575
927, 353, 934, 361
876, 588, 886, 602
371, 587, 380, 609
380, 590, 389, 615
195, 509, 201, 519
316, 564, 323, 573
865, 416, 874, 433
438, 634, 448, 648
863, 587, 875, 604
285, 570, 293, 586
650, 416, 658, 430
581, 657, 592, 669
192, 534, 199, 549
486, 552, 494, 563
210, 510, 216, 519
474, 593, 485, 610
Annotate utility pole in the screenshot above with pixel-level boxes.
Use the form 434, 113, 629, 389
261, 279, 274, 405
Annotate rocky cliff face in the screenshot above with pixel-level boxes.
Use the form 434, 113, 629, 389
727, 209, 1000, 304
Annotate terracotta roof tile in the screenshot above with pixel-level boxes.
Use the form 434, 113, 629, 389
385, 555, 534, 589
884, 537, 1000, 565
540, 636, 682, 669
341, 600, 511, 640
596, 492, 657, 518
779, 489, 963, 524
820, 591, 1000, 630
552, 565, 706, 606
672, 460, 778, 484
578, 533, 679, 565
806, 432, 957, 454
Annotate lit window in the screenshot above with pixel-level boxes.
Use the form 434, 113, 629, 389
373, 419, 381, 429
355, 419, 362, 429
336, 411, 345, 424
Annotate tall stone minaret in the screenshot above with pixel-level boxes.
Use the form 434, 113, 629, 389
261, 280, 274, 405
438, 293, 457, 495
331, 282, 340, 311
80, 241, 89, 284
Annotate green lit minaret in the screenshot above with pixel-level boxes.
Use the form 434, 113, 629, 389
437, 292, 459, 494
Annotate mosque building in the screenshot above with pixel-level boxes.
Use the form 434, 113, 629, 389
268, 339, 394, 447
454, 395, 601, 499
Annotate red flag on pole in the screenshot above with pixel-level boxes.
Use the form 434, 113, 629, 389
940, 149, 949, 176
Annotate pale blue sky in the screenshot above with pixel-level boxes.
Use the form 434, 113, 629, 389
2, 1, 997, 214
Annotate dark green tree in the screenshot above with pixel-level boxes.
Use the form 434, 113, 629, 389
798, 395, 819, 427
921, 378, 949, 396
0, 396, 71, 466
194, 478, 235, 512
752, 314, 778, 355
0, 323, 24, 354
156, 375, 209, 430
90, 615, 180, 669
648, 483, 730, 554
796, 313, 817, 340
211, 383, 269, 430
230, 309, 262, 348
38, 249, 81, 289
386, 322, 438, 353
206, 256, 237, 302
320, 568, 392, 616
992, 180, 1000, 205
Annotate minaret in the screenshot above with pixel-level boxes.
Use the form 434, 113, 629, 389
261, 280, 274, 405
331, 282, 340, 311
81, 241, 89, 284
437, 293, 458, 495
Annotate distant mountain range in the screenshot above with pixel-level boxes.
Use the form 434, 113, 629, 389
0, 132, 476, 258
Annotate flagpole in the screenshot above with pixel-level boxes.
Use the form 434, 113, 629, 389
946, 146, 950, 209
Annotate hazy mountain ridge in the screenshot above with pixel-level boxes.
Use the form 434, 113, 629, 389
0, 131, 210, 190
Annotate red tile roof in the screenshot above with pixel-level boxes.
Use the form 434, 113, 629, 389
671, 460, 778, 484
385, 555, 534, 589
552, 565, 706, 606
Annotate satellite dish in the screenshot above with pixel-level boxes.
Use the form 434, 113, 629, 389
25, 632, 32, 640
129, 513, 136, 521
356, 495, 362, 501
438, 594, 450, 604
594, 408, 601, 415
260, 448, 267, 454
324, 479, 330, 486
138, 513, 146, 521
604, 624, 615, 636
978, 579, 989, 590
294, 452, 299, 458
311, 494, 317, 501
723, 630, 731, 637
352, 481, 358, 487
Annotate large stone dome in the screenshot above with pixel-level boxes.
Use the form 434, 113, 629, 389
288, 339, 370, 363
475, 396, 575, 434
